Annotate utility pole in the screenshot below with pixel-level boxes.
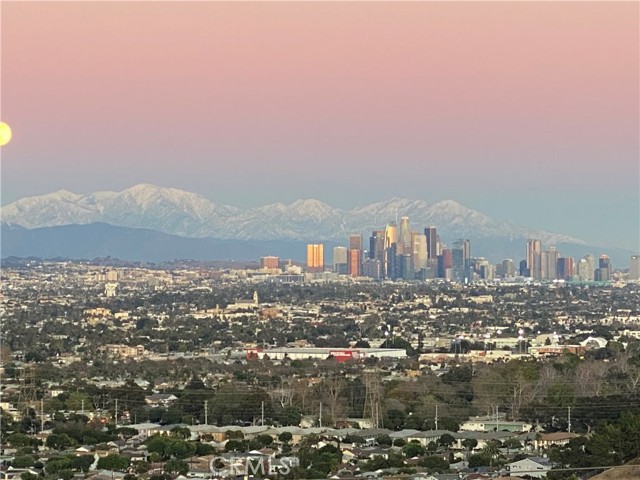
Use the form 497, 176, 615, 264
568, 406, 571, 433
204, 400, 208, 425
435, 404, 438, 430
319, 402, 323, 428
81, 399, 85, 416
40, 399, 44, 433
261, 401, 264, 426
495, 406, 500, 431
114, 399, 118, 428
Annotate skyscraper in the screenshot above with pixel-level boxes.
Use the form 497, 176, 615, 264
577, 254, 595, 281
369, 230, 385, 263
384, 223, 398, 278
347, 234, 363, 276
333, 246, 348, 274
424, 226, 438, 260
349, 234, 363, 252
630, 256, 640, 281
348, 249, 361, 277
501, 259, 515, 278
397, 216, 412, 255
260, 256, 280, 269
526, 240, 542, 279
306, 244, 324, 272
541, 247, 559, 280
557, 257, 574, 280
596, 255, 611, 281
411, 232, 428, 272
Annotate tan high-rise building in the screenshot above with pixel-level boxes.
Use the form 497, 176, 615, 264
397, 216, 412, 254
384, 223, 398, 249
526, 239, 542, 279
541, 247, 559, 280
306, 244, 324, 272
411, 232, 428, 272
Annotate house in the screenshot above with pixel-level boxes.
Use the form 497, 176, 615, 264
460, 413, 532, 433
126, 423, 163, 439
534, 432, 580, 450
405, 430, 455, 447
508, 457, 553, 478
144, 394, 178, 407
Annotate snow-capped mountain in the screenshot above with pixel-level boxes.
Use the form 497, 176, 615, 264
1, 183, 585, 246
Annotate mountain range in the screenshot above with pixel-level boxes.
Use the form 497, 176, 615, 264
0, 184, 632, 265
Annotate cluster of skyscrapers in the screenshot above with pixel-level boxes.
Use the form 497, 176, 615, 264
307, 217, 474, 281
298, 216, 640, 283
522, 239, 613, 281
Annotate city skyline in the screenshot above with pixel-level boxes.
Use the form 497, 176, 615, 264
1, 2, 638, 251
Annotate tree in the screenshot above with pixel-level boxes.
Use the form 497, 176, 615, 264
164, 459, 189, 475
481, 440, 501, 467
170, 426, 191, 439
255, 434, 274, 447
97, 454, 130, 472
375, 434, 392, 447
12, 455, 36, 468
133, 461, 151, 475
462, 438, 478, 458
278, 431, 293, 444
419, 455, 449, 473
7, 433, 33, 448
468, 453, 490, 468
438, 434, 456, 449
402, 441, 426, 458
46, 433, 76, 450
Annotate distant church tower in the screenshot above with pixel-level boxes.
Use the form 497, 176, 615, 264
253, 291, 259, 305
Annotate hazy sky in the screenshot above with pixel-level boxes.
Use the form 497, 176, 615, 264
1, 2, 638, 251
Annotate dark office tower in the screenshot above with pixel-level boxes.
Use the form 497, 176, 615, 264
362, 258, 382, 280
348, 249, 361, 277
463, 239, 471, 280
386, 243, 398, 279
424, 227, 438, 260
519, 260, 529, 277
400, 254, 414, 280
452, 239, 469, 281
597, 255, 611, 281
370, 230, 385, 262
526, 239, 542, 279
557, 257, 574, 280
438, 248, 453, 278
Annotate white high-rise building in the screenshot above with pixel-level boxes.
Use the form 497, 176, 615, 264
630, 256, 640, 281
577, 254, 595, 281
397, 216, 412, 255
411, 233, 428, 272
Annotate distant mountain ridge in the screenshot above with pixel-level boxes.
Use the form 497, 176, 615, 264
1, 183, 585, 247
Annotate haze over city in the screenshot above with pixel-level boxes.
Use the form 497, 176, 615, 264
1, 2, 638, 251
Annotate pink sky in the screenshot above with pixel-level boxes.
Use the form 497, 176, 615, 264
1, 2, 638, 249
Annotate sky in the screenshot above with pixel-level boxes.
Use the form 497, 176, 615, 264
1, 1, 638, 251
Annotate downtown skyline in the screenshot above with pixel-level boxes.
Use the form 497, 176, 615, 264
1, 1, 638, 251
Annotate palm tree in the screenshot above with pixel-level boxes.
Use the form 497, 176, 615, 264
481, 440, 501, 468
